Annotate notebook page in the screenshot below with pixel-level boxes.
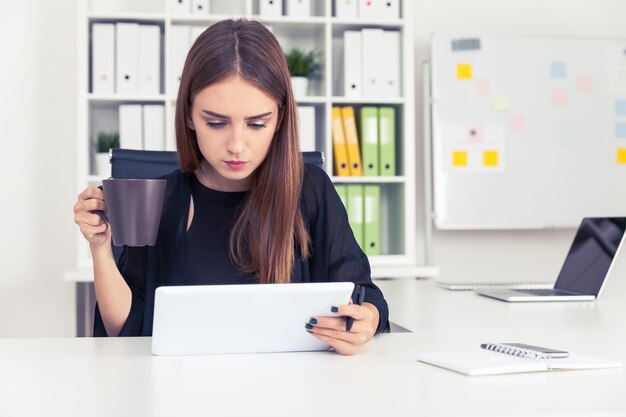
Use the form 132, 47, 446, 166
548, 353, 623, 371
417, 350, 547, 376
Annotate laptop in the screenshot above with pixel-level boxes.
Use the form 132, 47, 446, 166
477, 217, 626, 302
151, 282, 354, 355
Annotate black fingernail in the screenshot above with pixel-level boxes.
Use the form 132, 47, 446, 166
305, 323, 314, 330
331, 306, 339, 313
309, 318, 318, 325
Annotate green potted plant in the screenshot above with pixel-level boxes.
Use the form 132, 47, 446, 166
284, 48, 321, 97
94, 131, 119, 177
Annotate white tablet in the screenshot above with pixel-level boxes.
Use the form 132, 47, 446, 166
151, 282, 355, 355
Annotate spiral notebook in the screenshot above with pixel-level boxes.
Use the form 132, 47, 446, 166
417, 343, 623, 376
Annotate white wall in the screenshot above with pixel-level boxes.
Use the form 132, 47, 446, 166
1, 0, 625, 337
0, 0, 76, 337
413, 0, 626, 280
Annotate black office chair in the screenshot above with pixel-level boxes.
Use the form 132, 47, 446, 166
108, 148, 325, 261
110, 148, 324, 179
110, 148, 180, 179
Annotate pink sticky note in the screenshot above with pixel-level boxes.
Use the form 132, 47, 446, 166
509, 115, 526, 133
474, 78, 491, 95
551, 89, 568, 107
467, 127, 483, 143
577, 76, 593, 94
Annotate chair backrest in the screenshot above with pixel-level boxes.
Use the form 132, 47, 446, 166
111, 148, 179, 179
302, 150, 325, 168
110, 148, 324, 179
108, 148, 325, 261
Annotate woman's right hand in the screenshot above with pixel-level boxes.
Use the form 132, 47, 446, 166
73, 187, 111, 247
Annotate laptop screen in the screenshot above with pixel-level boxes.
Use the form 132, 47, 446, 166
554, 218, 626, 295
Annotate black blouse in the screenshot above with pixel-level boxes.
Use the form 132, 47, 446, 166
183, 176, 256, 285
94, 164, 390, 336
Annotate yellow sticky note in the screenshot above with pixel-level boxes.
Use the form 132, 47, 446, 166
483, 150, 499, 167
452, 151, 468, 167
618, 148, 626, 164
492, 95, 509, 112
457, 64, 472, 80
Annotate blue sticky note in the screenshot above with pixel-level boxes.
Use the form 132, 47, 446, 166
550, 62, 566, 79
616, 123, 626, 139
616, 100, 626, 116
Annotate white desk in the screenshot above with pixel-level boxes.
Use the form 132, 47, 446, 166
3, 276, 626, 416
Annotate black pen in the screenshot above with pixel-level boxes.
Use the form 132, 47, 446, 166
345, 285, 365, 332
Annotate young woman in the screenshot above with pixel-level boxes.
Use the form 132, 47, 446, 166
73, 18, 389, 355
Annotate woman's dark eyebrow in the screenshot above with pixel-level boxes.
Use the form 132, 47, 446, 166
245, 112, 272, 121
202, 110, 230, 120
201, 110, 272, 121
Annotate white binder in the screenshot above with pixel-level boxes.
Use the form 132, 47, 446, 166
91, 23, 115, 94
115, 23, 139, 95
190, 25, 207, 43
166, 104, 177, 151
378, 0, 400, 20
260, 0, 283, 17
191, 0, 210, 14
357, 0, 377, 19
170, 0, 191, 15
381, 31, 400, 97
343, 30, 362, 98
286, 0, 310, 17
335, 0, 358, 18
119, 104, 143, 150
143, 105, 165, 151
297, 106, 316, 152
170, 25, 191, 95
361, 28, 385, 97
138, 25, 161, 95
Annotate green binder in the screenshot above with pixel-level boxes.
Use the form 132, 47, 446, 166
378, 107, 396, 176
363, 185, 381, 256
360, 107, 379, 176
346, 185, 365, 250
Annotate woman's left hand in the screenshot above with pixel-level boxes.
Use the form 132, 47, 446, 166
306, 302, 379, 355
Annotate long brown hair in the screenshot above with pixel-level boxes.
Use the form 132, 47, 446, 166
175, 19, 309, 283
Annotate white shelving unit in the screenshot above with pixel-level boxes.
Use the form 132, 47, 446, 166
73, 0, 437, 279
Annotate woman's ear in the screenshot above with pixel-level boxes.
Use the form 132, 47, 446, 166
187, 116, 195, 131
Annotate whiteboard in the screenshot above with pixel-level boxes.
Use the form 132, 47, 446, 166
431, 33, 626, 229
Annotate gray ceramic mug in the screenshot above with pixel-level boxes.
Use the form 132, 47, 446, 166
100, 179, 167, 247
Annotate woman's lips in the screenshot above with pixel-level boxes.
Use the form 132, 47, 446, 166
225, 161, 247, 170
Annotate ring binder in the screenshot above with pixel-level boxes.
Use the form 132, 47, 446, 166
480, 343, 551, 365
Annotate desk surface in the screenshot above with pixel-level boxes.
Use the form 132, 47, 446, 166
3, 275, 626, 416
